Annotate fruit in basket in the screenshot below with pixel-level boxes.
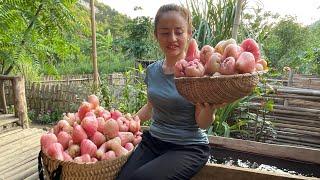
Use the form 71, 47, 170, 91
186, 38, 200, 61
72, 124, 88, 144
47, 143, 64, 161
104, 118, 119, 139
40, 94, 143, 163
78, 102, 92, 120
236, 52, 256, 73
184, 59, 205, 77
90, 131, 106, 147
205, 53, 222, 75
41, 133, 58, 154
80, 139, 98, 157
240, 38, 260, 61
88, 94, 99, 109
255, 63, 264, 71
257, 59, 268, 70
81, 115, 98, 137
57, 131, 72, 150
200, 45, 215, 64
222, 44, 242, 60
219, 57, 236, 75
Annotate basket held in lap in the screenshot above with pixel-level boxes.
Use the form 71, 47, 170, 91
174, 72, 263, 105
38, 150, 132, 180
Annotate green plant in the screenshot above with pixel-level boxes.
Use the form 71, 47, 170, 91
35, 109, 63, 125
185, 0, 244, 48
99, 64, 147, 114
206, 96, 253, 137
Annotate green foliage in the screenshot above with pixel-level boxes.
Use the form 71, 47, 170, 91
99, 64, 147, 114
31, 109, 63, 124
0, 0, 89, 79
115, 16, 162, 60
185, 0, 241, 48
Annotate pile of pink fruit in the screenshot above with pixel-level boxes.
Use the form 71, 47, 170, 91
40, 95, 142, 164
174, 38, 268, 77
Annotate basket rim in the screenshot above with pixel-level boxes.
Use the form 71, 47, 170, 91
174, 70, 266, 80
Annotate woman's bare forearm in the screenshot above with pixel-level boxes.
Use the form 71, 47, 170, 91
135, 100, 153, 123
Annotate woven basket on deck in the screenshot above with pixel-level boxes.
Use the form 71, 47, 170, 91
174, 72, 263, 105
39, 150, 132, 180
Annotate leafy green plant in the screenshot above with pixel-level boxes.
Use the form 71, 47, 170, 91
34, 109, 63, 125
185, 0, 244, 48
99, 64, 147, 114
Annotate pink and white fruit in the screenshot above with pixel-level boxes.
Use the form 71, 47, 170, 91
240, 38, 260, 61
205, 53, 222, 75
72, 124, 88, 144
90, 131, 106, 147
236, 52, 256, 73
200, 45, 215, 64
80, 139, 97, 157
104, 118, 120, 139
219, 57, 236, 75
40, 133, 58, 154
57, 131, 72, 150
81, 116, 98, 137
222, 44, 242, 60
184, 59, 205, 77
88, 94, 100, 109
185, 39, 200, 61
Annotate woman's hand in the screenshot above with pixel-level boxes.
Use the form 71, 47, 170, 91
195, 102, 226, 129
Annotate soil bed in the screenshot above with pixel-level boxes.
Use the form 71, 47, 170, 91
209, 145, 320, 178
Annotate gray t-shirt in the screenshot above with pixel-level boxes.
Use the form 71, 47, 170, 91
144, 60, 209, 145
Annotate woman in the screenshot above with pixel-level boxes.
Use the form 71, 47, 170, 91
117, 4, 218, 180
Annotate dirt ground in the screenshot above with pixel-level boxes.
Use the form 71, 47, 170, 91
29, 122, 52, 131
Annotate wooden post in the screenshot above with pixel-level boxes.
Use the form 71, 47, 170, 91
90, 0, 99, 90
231, 0, 243, 41
0, 80, 8, 114
284, 69, 293, 107
12, 76, 29, 128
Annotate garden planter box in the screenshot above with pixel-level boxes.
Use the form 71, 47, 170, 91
193, 136, 320, 180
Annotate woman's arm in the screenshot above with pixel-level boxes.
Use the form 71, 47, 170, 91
195, 103, 217, 129
135, 99, 153, 123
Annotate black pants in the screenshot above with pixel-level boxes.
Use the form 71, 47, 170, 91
116, 131, 210, 180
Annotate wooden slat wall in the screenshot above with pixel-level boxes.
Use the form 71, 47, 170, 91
249, 74, 320, 149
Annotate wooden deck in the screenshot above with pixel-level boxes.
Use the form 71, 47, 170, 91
0, 127, 45, 180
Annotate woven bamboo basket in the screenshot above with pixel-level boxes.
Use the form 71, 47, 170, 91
39, 151, 132, 180
174, 72, 263, 105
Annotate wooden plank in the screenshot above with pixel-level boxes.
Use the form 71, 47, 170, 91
273, 122, 320, 133
0, 128, 43, 148
1, 156, 38, 179
274, 127, 320, 137
0, 116, 19, 127
266, 115, 320, 127
274, 131, 320, 144
0, 146, 40, 174
0, 146, 39, 172
24, 171, 39, 180
207, 135, 320, 164
270, 138, 320, 149
0, 128, 23, 138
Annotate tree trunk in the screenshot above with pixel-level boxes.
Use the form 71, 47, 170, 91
231, 0, 243, 40
90, 0, 99, 89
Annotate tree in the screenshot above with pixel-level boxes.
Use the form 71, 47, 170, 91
0, 0, 89, 79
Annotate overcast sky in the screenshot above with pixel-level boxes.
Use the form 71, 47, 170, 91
100, 0, 320, 26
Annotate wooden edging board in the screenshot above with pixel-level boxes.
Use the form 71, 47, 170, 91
208, 135, 320, 164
